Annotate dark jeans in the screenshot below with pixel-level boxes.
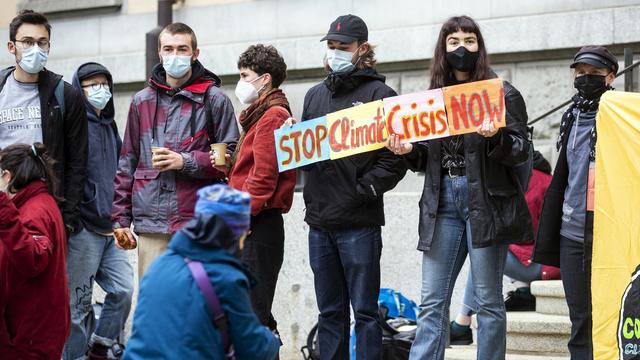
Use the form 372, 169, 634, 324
560, 235, 593, 360
241, 209, 284, 332
309, 225, 383, 360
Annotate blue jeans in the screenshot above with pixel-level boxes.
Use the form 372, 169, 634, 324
461, 251, 542, 316
410, 176, 508, 360
309, 225, 382, 360
63, 229, 134, 360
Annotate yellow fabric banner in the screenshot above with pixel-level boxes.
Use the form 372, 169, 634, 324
593, 91, 640, 360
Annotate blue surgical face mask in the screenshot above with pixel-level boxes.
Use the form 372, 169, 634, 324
326, 48, 356, 74
86, 86, 112, 110
19, 45, 48, 74
162, 55, 192, 79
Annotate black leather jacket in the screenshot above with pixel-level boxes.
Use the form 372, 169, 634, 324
404, 80, 533, 251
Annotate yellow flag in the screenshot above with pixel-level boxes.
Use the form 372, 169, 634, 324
593, 90, 640, 360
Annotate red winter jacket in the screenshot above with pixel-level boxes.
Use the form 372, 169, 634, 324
0, 241, 8, 347
509, 169, 561, 280
0, 181, 70, 359
229, 106, 296, 216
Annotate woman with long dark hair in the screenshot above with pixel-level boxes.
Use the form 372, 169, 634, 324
387, 16, 532, 360
0, 143, 70, 359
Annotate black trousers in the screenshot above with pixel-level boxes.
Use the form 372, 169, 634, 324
560, 235, 593, 360
241, 208, 285, 332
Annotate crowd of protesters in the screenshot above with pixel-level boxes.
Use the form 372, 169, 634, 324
0, 8, 618, 360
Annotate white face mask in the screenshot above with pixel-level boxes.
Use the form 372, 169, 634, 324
162, 55, 192, 79
234, 75, 265, 105
326, 48, 356, 74
86, 86, 112, 111
19, 45, 49, 74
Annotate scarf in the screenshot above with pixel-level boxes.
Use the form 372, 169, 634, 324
557, 94, 600, 162
231, 88, 291, 167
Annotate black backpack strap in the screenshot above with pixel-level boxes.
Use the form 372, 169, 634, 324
54, 78, 65, 120
203, 83, 217, 142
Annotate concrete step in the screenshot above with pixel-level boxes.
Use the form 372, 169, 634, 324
531, 280, 569, 316
506, 312, 571, 356
445, 345, 569, 360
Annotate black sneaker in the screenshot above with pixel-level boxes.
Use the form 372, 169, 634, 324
504, 287, 536, 311
449, 321, 473, 345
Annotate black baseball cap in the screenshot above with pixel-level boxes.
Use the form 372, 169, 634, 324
570, 46, 619, 74
320, 14, 368, 44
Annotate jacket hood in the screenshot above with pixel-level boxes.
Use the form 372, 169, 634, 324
72, 62, 115, 123
176, 214, 242, 256
12, 180, 49, 209
323, 67, 386, 93
149, 59, 221, 95
168, 215, 255, 282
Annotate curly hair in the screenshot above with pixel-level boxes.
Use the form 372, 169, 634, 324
237, 44, 287, 88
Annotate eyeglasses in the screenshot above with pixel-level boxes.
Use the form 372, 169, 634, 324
14, 38, 50, 49
82, 83, 110, 91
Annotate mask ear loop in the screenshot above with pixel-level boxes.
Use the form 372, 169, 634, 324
352, 43, 367, 68
251, 74, 268, 94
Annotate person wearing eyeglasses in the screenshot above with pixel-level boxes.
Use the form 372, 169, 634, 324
61, 62, 134, 360
0, 10, 88, 237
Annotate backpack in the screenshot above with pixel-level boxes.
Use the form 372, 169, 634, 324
301, 289, 419, 360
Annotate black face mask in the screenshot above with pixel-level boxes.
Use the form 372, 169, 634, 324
446, 46, 480, 73
574, 74, 609, 100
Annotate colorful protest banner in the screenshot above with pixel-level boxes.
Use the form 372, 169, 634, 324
274, 116, 329, 172
273, 79, 508, 171
383, 89, 449, 144
327, 100, 386, 160
591, 91, 640, 360
443, 78, 506, 136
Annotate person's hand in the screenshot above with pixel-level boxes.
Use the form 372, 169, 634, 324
210, 150, 231, 174
477, 118, 499, 138
385, 134, 413, 155
280, 117, 298, 128
152, 148, 184, 171
114, 228, 137, 250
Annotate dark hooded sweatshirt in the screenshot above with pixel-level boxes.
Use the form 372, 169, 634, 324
300, 68, 407, 229
72, 62, 122, 234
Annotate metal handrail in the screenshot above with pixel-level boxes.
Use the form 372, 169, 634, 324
527, 59, 640, 125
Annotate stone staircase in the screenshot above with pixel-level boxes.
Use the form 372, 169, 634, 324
445, 280, 571, 359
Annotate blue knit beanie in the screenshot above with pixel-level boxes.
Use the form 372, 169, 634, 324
194, 184, 251, 237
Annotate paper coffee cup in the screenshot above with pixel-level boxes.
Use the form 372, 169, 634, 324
211, 143, 227, 166
151, 146, 165, 155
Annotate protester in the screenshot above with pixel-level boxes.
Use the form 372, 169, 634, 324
534, 46, 618, 360
112, 22, 239, 277
450, 151, 560, 345
386, 15, 532, 360
0, 10, 87, 235
63, 62, 134, 360
0, 143, 70, 359
212, 44, 296, 346
290, 14, 407, 359
123, 184, 280, 360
